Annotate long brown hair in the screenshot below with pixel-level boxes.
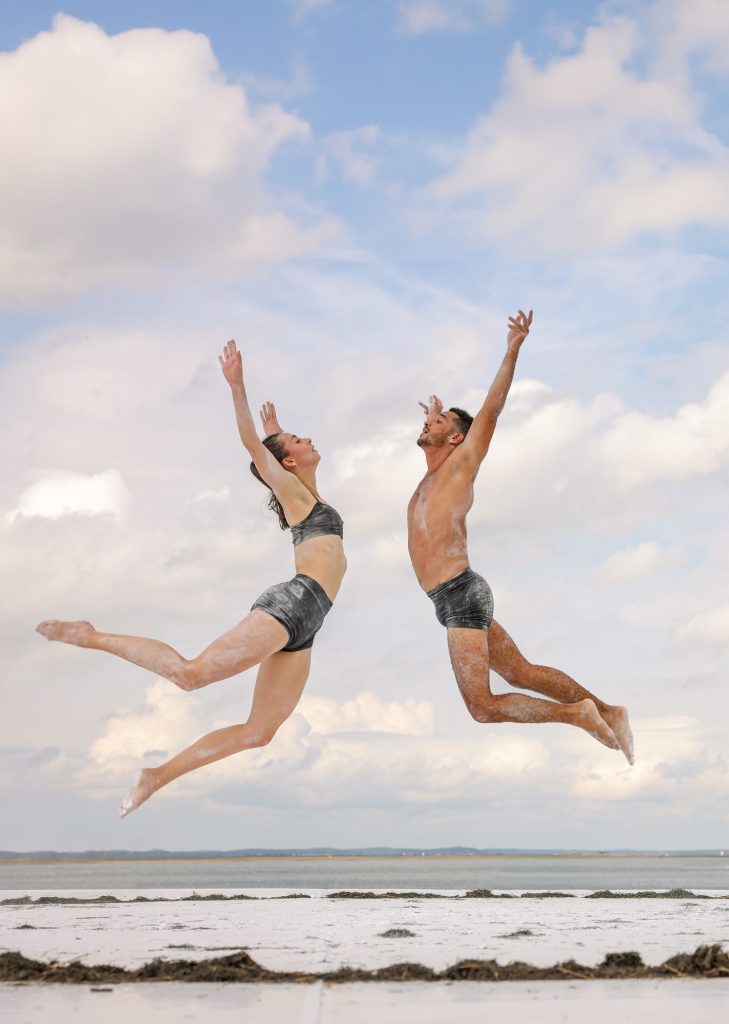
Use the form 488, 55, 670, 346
250, 432, 290, 530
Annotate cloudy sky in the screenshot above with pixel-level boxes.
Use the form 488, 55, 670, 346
2, 0, 728, 852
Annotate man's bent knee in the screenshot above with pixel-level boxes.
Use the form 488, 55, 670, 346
497, 657, 532, 689
468, 702, 504, 724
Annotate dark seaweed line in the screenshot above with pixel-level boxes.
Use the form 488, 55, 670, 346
1, 887, 724, 907
2, 945, 729, 984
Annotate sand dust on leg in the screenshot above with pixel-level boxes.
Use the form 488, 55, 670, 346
119, 768, 159, 819
35, 620, 95, 647
573, 699, 620, 751
602, 705, 635, 765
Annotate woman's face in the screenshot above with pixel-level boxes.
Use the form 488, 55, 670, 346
282, 432, 320, 470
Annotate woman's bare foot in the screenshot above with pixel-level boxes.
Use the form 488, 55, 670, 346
119, 768, 159, 819
572, 699, 620, 751
36, 620, 95, 647
601, 705, 635, 766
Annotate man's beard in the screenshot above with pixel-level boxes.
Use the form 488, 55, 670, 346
417, 433, 446, 448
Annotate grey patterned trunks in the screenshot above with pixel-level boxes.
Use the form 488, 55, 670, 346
427, 567, 494, 630
252, 573, 333, 651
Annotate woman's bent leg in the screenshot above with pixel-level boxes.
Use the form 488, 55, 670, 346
120, 648, 312, 816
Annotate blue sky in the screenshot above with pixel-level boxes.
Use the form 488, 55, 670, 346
1, 0, 729, 851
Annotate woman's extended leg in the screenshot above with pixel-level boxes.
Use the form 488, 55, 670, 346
488, 620, 634, 764
119, 648, 312, 817
447, 627, 620, 750
35, 612, 290, 691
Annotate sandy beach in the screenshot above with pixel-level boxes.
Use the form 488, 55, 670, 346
3, 887, 729, 971
2, 887, 728, 1019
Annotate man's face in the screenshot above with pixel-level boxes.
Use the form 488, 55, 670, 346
417, 410, 462, 448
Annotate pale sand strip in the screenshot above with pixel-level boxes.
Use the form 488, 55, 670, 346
2, 979, 729, 1023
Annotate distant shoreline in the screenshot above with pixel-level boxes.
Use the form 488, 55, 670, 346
1, 850, 727, 865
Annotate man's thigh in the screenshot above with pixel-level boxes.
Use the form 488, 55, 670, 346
487, 620, 529, 684
446, 626, 493, 707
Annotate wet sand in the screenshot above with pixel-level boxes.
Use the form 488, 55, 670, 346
2, 887, 729, 973
2, 888, 727, 1018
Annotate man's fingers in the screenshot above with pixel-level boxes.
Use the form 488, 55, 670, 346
218, 355, 224, 367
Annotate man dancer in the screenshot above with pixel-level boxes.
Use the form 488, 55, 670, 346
408, 310, 634, 763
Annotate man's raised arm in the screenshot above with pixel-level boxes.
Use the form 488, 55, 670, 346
458, 309, 533, 472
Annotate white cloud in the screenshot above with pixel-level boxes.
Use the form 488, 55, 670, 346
88, 680, 196, 776
80, 680, 547, 808
0, 15, 333, 306
6, 469, 128, 524
425, 10, 729, 254
675, 605, 729, 650
298, 691, 434, 735
596, 542, 680, 585
654, 0, 729, 77
321, 126, 382, 186
396, 0, 510, 35
573, 716, 706, 801
600, 372, 729, 487
289, 0, 337, 16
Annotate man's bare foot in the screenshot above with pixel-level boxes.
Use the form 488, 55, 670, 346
572, 699, 620, 751
602, 705, 635, 766
119, 768, 159, 819
35, 620, 95, 647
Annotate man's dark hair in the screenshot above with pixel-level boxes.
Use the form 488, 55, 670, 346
449, 407, 473, 437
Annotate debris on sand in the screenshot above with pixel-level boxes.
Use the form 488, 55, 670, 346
584, 889, 709, 900
326, 891, 445, 900
3, 944, 728, 984
1, 888, 719, 907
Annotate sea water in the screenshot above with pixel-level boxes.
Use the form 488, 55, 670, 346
1, 855, 727, 891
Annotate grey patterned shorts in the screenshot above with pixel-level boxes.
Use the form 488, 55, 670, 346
251, 574, 333, 652
427, 567, 494, 630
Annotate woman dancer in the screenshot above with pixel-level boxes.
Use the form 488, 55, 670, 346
36, 340, 346, 817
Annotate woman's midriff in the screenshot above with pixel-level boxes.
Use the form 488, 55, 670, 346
294, 536, 347, 602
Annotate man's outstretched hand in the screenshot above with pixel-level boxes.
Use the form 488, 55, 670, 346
507, 309, 533, 352
219, 339, 243, 387
260, 401, 282, 437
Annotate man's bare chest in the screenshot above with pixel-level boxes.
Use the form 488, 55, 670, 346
408, 474, 473, 529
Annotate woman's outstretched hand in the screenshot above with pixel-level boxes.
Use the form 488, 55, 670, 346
259, 401, 282, 438
218, 339, 243, 387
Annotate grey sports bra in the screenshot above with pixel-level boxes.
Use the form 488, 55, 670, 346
291, 501, 344, 547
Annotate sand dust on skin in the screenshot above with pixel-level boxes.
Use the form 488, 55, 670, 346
35, 620, 94, 646
601, 706, 635, 765
119, 770, 158, 819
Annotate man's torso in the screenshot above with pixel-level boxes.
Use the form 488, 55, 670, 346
407, 458, 474, 592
